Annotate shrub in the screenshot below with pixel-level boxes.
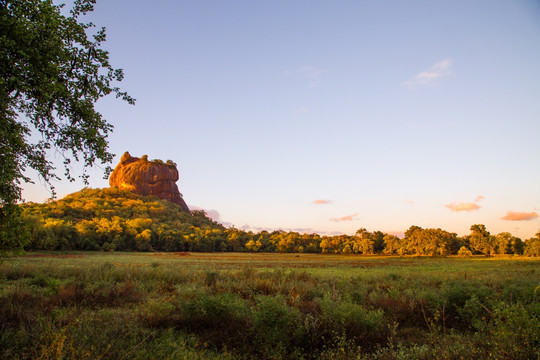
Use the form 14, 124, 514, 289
253, 295, 300, 346
457, 246, 472, 256
475, 302, 540, 359
320, 297, 385, 342
179, 292, 252, 348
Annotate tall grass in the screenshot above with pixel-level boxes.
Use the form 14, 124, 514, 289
0, 252, 538, 359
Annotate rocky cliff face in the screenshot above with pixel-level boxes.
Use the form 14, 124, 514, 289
109, 152, 190, 212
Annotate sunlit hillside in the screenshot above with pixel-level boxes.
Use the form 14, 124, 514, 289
21, 187, 223, 251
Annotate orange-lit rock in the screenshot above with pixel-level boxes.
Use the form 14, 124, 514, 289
109, 152, 190, 211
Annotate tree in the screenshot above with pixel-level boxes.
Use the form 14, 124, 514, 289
353, 228, 374, 254
382, 234, 401, 255
457, 246, 472, 256
468, 224, 495, 256
524, 231, 540, 257
495, 232, 523, 255
371, 231, 386, 253
403, 225, 423, 255
0, 0, 134, 249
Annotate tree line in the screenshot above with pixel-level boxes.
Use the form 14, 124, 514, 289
18, 187, 540, 256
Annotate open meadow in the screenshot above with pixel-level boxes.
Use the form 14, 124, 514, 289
1, 252, 539, 359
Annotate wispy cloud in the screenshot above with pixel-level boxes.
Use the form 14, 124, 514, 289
403, 59, 452, 87
330, 213, 359, 222
445, 195, 483, 212
294, 107, 310, 116
313, 199, 332, 205
501, 211, 539, 221
446, 202, 481, 212
284, 66, 323, 87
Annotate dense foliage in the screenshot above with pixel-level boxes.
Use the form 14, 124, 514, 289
19, 187, 540, 256
0, 253, 538, 359
21, 187, 223, 252
0, 0, 133, 250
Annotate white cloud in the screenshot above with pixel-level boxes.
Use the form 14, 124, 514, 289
330, 213, 359, 222
284, 66, 324, 87
403, 59, 452, 87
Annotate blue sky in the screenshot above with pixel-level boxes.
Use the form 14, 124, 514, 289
23, 0, 540, 239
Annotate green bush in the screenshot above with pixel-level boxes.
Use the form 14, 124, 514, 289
179, 292, 252, 349
252, 295, 300, 350
320, 297, 385, 341
476, 302, 540, 359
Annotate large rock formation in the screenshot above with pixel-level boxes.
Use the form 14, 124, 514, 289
109, 152, 190, 212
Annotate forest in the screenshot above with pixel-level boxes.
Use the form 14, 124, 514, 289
19, 187, 540, 256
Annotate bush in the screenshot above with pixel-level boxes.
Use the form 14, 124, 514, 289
179, 292, 252, 348
457, 246, 472, 256
320, 297, 385, 342
252, 295, 300, 351
475, 302, 540, 359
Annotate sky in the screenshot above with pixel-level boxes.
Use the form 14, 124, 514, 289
23, 0, 540, 239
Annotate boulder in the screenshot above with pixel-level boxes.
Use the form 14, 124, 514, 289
109, 152, 190, 212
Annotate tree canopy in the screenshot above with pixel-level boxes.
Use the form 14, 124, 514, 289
18, 187, 537, 256
0, 0, 133, 249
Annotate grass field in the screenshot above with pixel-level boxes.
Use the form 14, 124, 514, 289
1, 252, 539, 359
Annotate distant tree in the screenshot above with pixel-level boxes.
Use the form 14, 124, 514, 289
524, 231, 540, 257
468, 224, 495, 256
135, 229, 153, 251
457, 246, 473, 256
371, 231, 386, 253
353, 228, 374, 254
245, 239, 262, 252
404, 225, 424, 255
495, 232, 523, 255
319, 236, 331, 254
402, 226, 457, 256
453, 236, 469, 254
382, 234, 401, 255
254, 230, 271, 251
300, 233, 321, 253
1, 0, 134, 250
511, 237, 525, 255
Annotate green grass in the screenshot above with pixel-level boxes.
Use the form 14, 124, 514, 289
1, 252, 539, 359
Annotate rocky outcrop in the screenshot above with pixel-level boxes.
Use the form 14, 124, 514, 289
109, 152, 190, 212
